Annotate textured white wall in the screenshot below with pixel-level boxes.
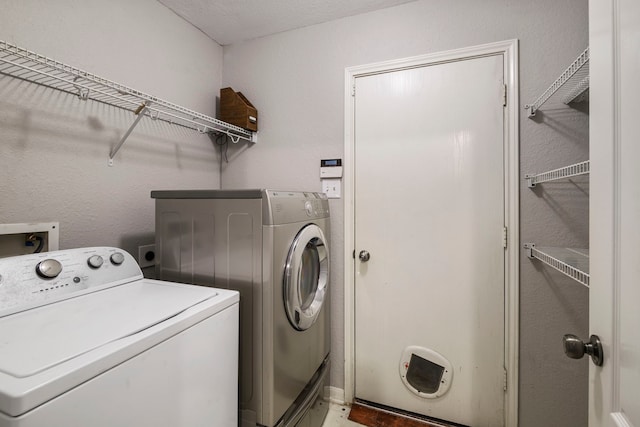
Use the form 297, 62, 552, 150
221, 1, 589, 426
0, 0, 223, 257
0, 1, 590, 425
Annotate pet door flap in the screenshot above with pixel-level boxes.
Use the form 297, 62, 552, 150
399, 346, 453, 398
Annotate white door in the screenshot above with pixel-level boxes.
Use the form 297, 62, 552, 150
589, 0, 640, 426
353, 54, 506, 426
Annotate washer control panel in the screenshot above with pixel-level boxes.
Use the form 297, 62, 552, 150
0, 247, 142, 317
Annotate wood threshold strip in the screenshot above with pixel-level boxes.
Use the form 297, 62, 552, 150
347, 402, 465, 427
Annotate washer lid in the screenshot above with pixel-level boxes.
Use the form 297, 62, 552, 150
0, 280, 217, 378
0, 279, 238, 418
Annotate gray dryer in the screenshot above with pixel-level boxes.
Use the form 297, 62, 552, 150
151, 189, 330, 427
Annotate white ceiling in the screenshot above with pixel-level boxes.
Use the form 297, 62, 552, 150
157, 0, 416, 46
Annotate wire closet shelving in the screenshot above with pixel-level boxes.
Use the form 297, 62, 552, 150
525, 160, 590, 188
524, 47, 590, 288
0, 40, 256, 165
524, 244, 589, 288
525, 47, 589, 117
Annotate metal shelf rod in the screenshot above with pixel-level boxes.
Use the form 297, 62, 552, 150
524, 244, 589, 288
526, 48, 589, 117
109, 104, 150, 166
0, 40, 256, 163
525, 160, 590, 188
2, 52, 247, 136
1, 55, 148, 108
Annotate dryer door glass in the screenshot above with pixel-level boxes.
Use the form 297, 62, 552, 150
284, 224, 329, 331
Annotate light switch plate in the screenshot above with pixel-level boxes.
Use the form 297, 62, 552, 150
322, 179, 341, 199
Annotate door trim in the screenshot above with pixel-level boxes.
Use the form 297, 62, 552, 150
589, 0, 635, 425
343, 39, 520, 426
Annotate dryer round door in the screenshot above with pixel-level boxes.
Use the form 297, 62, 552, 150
283, 224, 329, 331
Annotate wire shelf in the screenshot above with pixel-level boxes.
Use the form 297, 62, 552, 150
0, 40, 256, 163
525, 160, 590, 188
524, 244, 589, 287
526, 48, 589, 117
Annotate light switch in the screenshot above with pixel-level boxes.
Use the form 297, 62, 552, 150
322, 179, 341, 199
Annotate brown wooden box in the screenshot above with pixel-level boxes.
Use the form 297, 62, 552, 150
220, 87, 258, 132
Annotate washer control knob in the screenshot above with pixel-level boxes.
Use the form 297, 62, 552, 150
110, 252, 125, 265
36, 259, 63, 279
87, 255, 104, 269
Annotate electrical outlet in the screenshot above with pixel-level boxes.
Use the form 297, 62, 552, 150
138, 244, 156, 269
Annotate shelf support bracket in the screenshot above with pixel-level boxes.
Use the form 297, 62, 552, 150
228, 132, 241, 144
525, 174, 536, 188
73, 77, 90, 100
523, 243, 535, 258
109, 102, 150, 166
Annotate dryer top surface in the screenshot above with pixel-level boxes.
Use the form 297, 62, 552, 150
151, 189, 330, 224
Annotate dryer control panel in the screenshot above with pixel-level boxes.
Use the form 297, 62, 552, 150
265, 191, 330, 225
0, 247, 141, 317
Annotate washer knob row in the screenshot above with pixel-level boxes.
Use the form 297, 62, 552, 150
35, 252, 125, 278
88, 252, 125, 268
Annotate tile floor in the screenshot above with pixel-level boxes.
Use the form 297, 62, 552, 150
322, 403, 365, 427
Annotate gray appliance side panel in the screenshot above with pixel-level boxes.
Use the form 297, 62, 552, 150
154, 198, 264, 420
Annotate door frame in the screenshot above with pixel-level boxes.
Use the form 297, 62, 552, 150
589, 0, 637, 425
343, 39, 520, 426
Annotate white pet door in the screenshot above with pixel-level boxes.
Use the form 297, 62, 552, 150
399, 346, 453, 398
283, 224, 329, 331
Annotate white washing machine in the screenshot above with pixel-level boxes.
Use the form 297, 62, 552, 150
152, 189, 331, 427
0, 247, 239, 427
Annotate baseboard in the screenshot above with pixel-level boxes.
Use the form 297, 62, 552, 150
328, 386, 346, 405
